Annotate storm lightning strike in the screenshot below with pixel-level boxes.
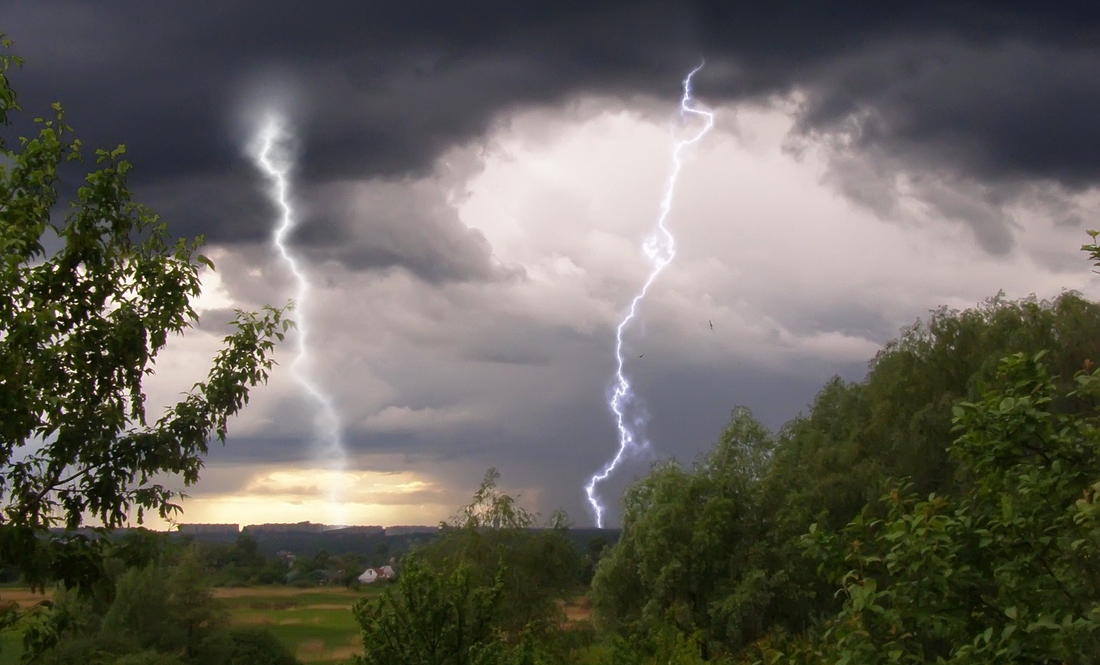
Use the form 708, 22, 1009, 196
585, 63, 714, 528
252, 115, 349, 526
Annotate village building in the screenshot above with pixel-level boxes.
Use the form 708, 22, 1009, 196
357, 565, 396, 584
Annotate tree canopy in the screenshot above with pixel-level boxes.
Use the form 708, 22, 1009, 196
763, 352, 1100, 663
354, 470, 585, 665
592, 287, 1100, 662
0, 37, 286, 597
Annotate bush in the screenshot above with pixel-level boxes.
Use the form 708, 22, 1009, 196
226, 626, 300, 665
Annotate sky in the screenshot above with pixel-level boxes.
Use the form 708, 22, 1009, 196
6, 2, 1100, 528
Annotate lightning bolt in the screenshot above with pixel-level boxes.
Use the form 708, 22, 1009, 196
585, 63, 714, 528
252, 114, 349, 527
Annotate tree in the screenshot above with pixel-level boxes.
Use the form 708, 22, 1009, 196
352, 556, 513, 665
767, 352, 1100, 664
0, 34, 287, 603
591, 283, 1100, 660
748, 289, 1100, 643
591, 408, 775, 658
353, 470, 585, 664
415, 469, 583, 636
27, 547, 301, 665
765, 290, 1100, 534
99, 552, 229, 661
225, 627, 300, 665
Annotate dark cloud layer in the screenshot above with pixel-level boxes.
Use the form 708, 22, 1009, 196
7, 3, 1100, 526
6, 1, 1100, 266
302, 180, 515, 283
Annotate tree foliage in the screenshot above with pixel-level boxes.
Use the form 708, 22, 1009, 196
354, 470, 586, 664
592, 408, 775, 657
762, 352, 1100, 664
225, 627, 301, 665
353, 556, 514, 665
592, 282, 1100, 661
26, 546, 301, 665
0, 36, 287, 601
415, 469, 583, 636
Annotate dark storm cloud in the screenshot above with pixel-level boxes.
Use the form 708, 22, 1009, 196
6, 1, 1100, 263
300, 180, 519, 283
794, 41, 1100, 185
784, 39, 1100, 253
140, 171, 272, 244
460, 358, 869, 524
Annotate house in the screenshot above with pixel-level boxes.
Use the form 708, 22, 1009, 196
358, 565, 396, 584
274, 550, 297, 566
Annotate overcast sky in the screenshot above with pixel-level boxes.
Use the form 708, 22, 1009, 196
7, 2, 1100, 527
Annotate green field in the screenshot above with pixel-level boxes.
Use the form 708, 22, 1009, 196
215, 586, 377, 663
0, 631, 22, 665
0, 585, 381, 665
0, 587, 48, 665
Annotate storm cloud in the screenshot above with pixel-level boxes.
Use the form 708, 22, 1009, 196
7, 2, 1100, 260
6, 3, 1100, 525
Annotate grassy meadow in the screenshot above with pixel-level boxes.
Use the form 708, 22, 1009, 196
0, 585, 378, 665
214, 586, 373, 664
0, 587, 51, 665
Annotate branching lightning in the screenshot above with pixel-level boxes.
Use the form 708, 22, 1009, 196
252, 114, 349, 526
585, 63, 714, 528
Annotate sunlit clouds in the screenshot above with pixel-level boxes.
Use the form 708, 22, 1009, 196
142, 96, 1100, 526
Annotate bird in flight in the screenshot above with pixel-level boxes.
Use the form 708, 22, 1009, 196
708, 320, 713, 330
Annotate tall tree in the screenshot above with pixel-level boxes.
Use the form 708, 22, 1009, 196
765, 352, 1100, 664
591, 408, 775, 658
593, 284, 1100, 659
354, 470, 584, 664
415, 469, 583, 636
0, 36, 287, 600
353, 556, 511, 665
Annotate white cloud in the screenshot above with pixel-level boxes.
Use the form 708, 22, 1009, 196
359, 405, 489, 434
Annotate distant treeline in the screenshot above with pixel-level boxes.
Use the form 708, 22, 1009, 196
175, 525, 619, 561
6, 524, 618, 590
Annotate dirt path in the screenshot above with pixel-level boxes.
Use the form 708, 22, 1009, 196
562, 595, 592, 623
0, 588, 52, 609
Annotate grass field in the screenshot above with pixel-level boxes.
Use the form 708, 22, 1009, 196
215, 586, 374, 663
0, 588, 51, 665
1, 585, 592, 664
0, 585, 376, 665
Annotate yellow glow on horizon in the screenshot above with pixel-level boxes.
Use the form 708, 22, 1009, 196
137, 467, 457, 530
175, 494, 452, 528
242, 469, 434, 500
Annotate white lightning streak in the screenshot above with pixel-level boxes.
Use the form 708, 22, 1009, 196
585, 63, 714, 528
252, 115, 349, 527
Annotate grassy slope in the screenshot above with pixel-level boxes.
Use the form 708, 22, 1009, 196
0, 632, 21, 665
215, 586, 380, 664
0, 587, 50, 665
0, 585, 381, 665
